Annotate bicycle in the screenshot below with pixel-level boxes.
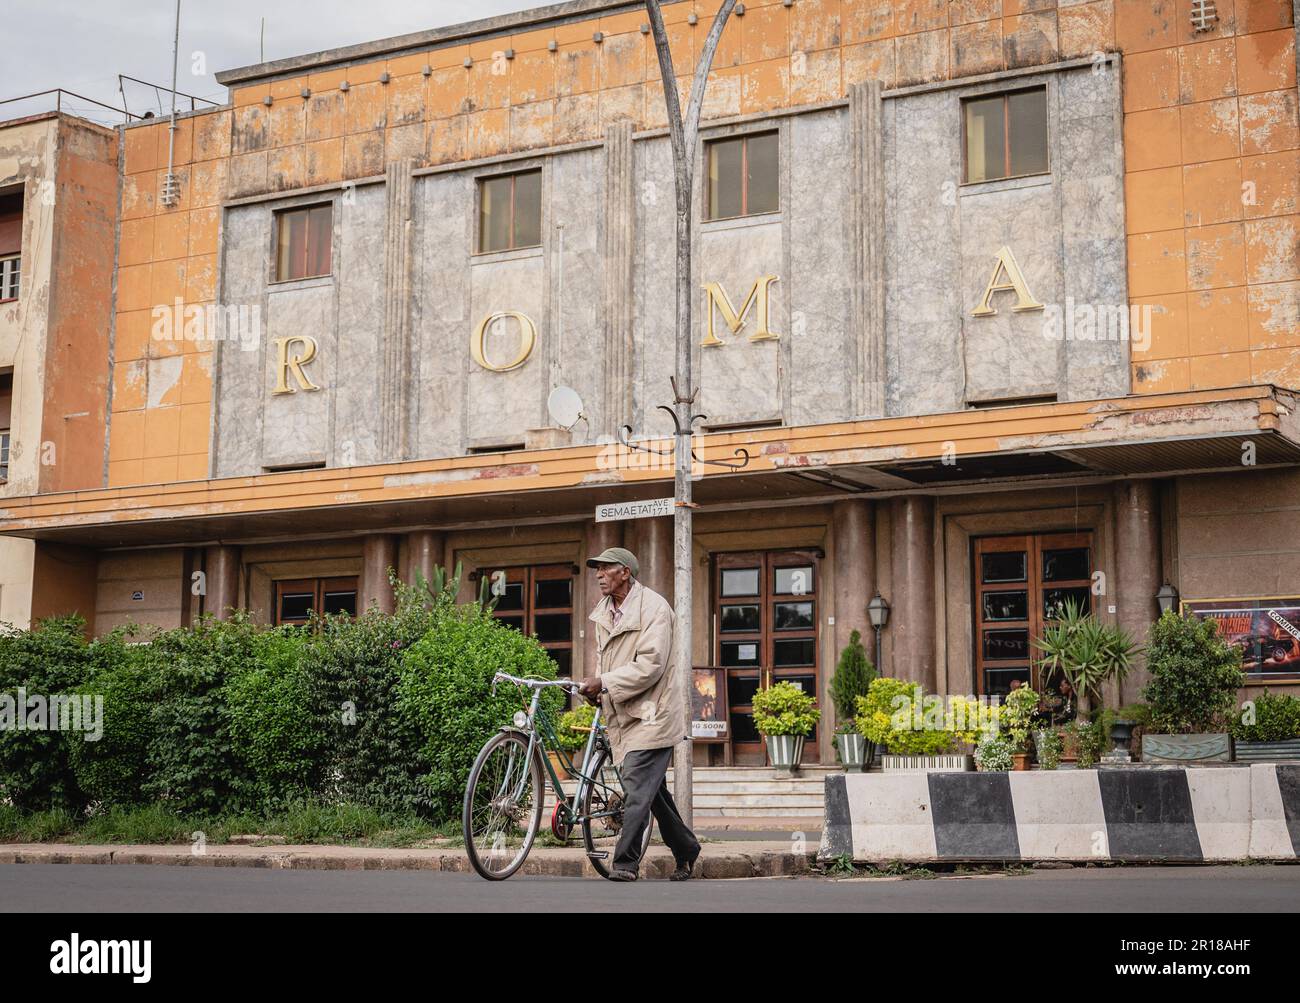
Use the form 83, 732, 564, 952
462, 671, 654, 881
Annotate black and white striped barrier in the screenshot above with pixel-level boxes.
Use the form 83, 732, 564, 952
819, 764, 1300, 864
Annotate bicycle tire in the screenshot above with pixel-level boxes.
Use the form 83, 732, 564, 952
580, 745, 654, 879
463, 730, 544, 881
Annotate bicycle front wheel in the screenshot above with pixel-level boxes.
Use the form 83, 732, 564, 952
463, 730, 544, 880
580, 746, 653, 879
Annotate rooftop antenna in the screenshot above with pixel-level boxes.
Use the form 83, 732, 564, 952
159, 0, 183, 207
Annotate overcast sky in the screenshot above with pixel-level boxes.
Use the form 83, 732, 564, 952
0, 0, 541, 126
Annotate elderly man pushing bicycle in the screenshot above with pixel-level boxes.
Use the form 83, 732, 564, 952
576, 547, 701, 882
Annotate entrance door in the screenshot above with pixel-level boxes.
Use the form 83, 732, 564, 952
714, 550, 821, 765
973, 532, 1094, 697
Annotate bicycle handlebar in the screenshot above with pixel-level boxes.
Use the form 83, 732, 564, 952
492, 671, 583, 696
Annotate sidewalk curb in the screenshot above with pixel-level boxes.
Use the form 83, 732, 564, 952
0, 845, 817, 880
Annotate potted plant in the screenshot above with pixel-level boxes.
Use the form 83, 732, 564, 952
1034, 599, 1139, 762
829, 629, 878, 772
751, 681, 820, 774
1141, 610, 1244, 764
1230, 691, 1300, 762
1035, 727, 1064, 770
975, 734, 1014, 772
855, 679, 991, 772
1002, 685, 1040, 771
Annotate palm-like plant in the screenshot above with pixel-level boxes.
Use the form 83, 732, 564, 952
1033, 599, 1139, 715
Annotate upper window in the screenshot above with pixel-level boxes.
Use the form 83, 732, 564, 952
0, 190, 22, 302
706, 131, 779, 220
275, 203, 333, 282
478, 169, 542, 253
963, 87, 1049, 184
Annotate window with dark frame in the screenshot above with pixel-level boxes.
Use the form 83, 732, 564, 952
274, 577, 358, 627
484, 564, 575, 676
963, 86, 1049, 184
706, 131, 779, 221
275, 203, 334, 282
0, 370, 11, 482
0, 190, 22, 302
477, 169, 542, 253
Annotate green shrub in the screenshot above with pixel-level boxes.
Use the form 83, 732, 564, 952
225, 628, 325, 808
556, 704, 596, 752
397, 600, 560, 821
1001, 686, 1040, 752
854, 678, 994, 755
1231, 691, 1300, 743
829, 630, 876, 734
302, 578, 446, 815
1034, 599, 1138, 714
751, 681, 820, 737
1142, 611, 1244, 734
142, 615, 264, 814
68, 631, 156, 808
0, 616, 97, 812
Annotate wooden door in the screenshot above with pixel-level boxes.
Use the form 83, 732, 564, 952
715, 550, 822, 765
973, 532, 1093, 697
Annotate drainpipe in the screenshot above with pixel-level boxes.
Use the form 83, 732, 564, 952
160, 0, 182, 207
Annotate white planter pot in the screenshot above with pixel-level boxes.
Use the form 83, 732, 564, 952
765, 734, 806, 772
882, 754, 974, 773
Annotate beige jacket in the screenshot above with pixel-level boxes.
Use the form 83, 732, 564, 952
589, 581, 685, 765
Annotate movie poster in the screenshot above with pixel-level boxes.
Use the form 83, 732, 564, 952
691, 668, 727, 741
1183, 597, 1300, 677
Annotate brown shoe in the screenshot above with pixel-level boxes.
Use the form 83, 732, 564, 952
608, 869, 639, 882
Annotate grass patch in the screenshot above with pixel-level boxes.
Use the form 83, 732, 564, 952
0, 801, 448, 848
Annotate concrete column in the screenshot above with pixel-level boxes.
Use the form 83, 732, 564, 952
361, 534, 400, 615
890, 496, 936, 691
380, 159, 415, 461
581, 520, 623, 681
850, 80, 886, 418
832, 499, 876, 659
204, 545, 241, 620
602, 120, 635, 435
634, 516, 674, 603
1114, 479, 1162, 703
403, 530, 444, 591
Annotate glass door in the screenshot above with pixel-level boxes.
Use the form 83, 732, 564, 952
973, 532, 1093, 697
715, 550, 821, 765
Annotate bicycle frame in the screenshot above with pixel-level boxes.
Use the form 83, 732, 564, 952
508, 680, 625, 829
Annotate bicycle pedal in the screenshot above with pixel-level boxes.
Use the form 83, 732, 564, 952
586, 851, 609, 860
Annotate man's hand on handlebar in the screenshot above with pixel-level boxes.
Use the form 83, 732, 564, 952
577, 676, 602, 704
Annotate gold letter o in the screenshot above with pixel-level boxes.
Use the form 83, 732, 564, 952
471, 311, 537, 373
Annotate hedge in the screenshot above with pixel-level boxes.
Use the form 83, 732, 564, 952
0, 574, 560, 823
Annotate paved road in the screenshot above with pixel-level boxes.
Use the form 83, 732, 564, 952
3, 863, 1298, 912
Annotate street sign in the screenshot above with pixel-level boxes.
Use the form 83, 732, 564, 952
595, 497, 674, 523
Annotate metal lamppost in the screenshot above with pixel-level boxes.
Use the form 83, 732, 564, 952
1156, 583, 1179, 615
867, 593, 890, 671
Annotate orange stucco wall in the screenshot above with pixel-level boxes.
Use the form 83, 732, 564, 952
105, 0, 1299, 489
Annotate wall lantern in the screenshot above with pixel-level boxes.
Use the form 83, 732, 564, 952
867, 593, 890, 670
1156, 583, 1179, 615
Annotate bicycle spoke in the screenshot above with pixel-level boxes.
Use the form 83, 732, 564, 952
467, 736, 538, 875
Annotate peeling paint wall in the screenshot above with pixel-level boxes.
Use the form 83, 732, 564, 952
102, 0, 1299, 487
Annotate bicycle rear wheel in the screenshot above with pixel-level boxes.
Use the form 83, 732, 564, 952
463, 730, 544, 880
580, 746, 653, 879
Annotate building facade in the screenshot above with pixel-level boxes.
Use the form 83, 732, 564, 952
0, 0, 1298, 766
0, 111, 118, 628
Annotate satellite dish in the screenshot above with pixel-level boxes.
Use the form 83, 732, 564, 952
547, 386, 586, 430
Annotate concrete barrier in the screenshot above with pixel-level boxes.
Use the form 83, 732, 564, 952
820, 764, 1300, 864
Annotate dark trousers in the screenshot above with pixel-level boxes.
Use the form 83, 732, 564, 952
612, 747, 701, 874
